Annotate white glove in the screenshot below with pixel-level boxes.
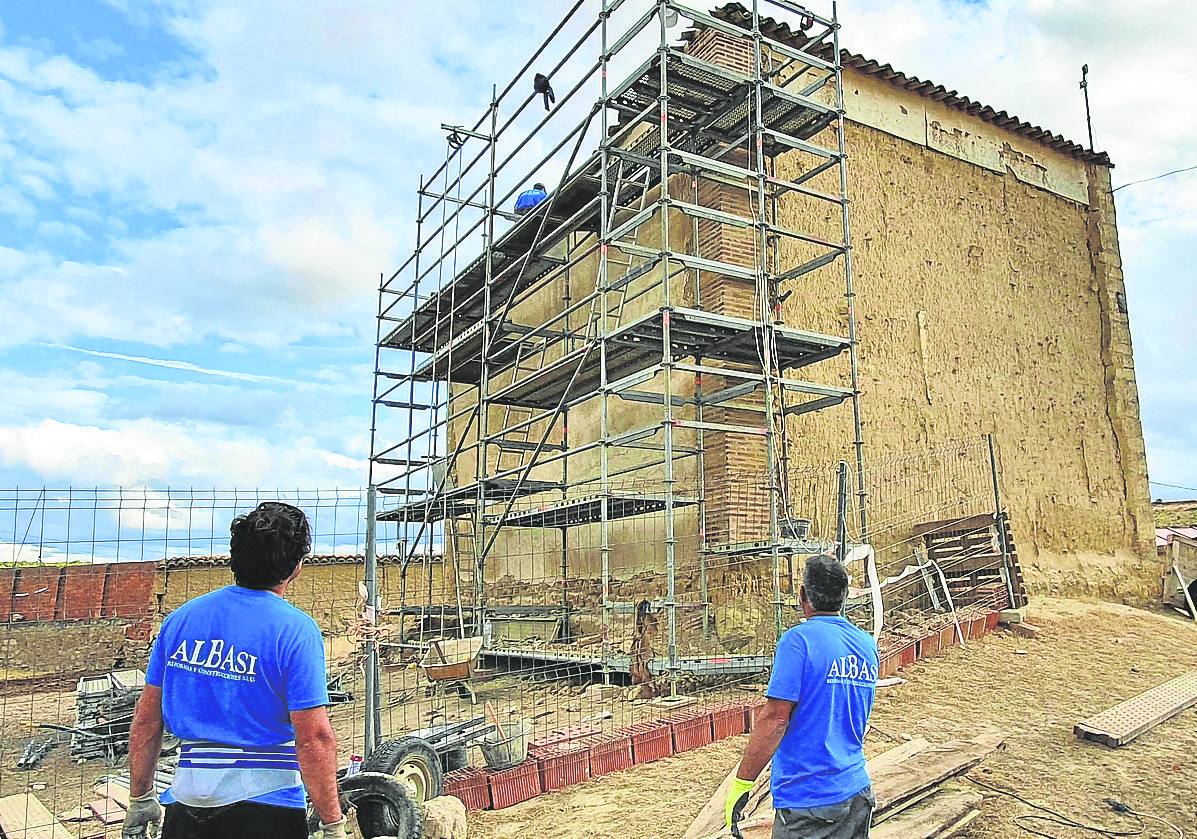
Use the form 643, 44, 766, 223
309, 816, 349, 839
121, 791, 162, 839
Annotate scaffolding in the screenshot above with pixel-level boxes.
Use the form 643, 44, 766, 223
367, 0, 864, 689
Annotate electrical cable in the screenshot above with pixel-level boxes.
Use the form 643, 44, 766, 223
1111, 163, 1197, 192
967, 775, 1183, 839
1150, 480, 1197, 493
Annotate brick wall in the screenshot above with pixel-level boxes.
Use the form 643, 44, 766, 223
60, 564, 106, 620
0, 561, 161, 624
12, 566, 62, 622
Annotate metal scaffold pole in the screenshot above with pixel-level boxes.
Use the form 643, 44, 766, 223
656, 0, 679, 692
362, 484, 380, 757
598, 0, 613, 685
987, 433, 1017, 608
831, 0, 869, 544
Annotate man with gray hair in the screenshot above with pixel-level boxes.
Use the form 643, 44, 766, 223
726, 554, 879, 838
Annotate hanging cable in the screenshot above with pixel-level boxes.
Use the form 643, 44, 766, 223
1112, 163, 1197, 192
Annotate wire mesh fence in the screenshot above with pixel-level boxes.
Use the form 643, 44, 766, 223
0, 436, 1021, 828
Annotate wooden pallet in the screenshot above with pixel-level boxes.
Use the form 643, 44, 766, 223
1075, 671, 1197, 747
917, 512, 1028, 608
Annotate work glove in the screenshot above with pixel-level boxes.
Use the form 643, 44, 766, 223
121, 790, 162, 839
724, 776, 755, 834
308, 816, 349, 839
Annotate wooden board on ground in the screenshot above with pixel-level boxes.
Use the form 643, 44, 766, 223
93, 782, 129, 809
692, 734, 1004, 839
871, 734, 1005, 812
868, 737, 930, 772
1074, 671, 1197, 747
0, 794, 77, 839
86, 799, 124, 825
56, 808, 93, 824
871, 788, 983, 839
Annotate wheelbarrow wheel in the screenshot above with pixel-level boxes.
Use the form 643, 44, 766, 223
338, 772, 423, 839
362, 736, 444, 805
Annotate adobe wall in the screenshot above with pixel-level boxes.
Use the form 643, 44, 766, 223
454, 41, 1159, 603
765, 71, 1157, 601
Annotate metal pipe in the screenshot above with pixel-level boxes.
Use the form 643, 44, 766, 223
832, 1, 869, 543
655, 0, 679, 693
362, 485, 379, 756
987, 433, 1018, 608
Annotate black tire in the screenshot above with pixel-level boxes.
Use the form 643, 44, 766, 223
441, 746, 468, 774
362, 736, 444, 804
342, 772, 423, 839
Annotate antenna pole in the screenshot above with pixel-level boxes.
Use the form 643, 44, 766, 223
1080, 64, 1094, 151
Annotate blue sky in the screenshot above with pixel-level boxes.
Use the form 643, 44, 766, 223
0, 0, 1194, 505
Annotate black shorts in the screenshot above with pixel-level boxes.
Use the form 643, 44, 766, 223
162, 801, 307, 839
773, 786, 875, 839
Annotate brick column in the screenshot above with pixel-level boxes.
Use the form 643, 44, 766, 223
688, 28, 770, 545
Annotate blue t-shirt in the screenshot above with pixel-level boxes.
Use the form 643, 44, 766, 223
514, 188, 547, 214
766, 615, 878, 809
146, 586, 329, 809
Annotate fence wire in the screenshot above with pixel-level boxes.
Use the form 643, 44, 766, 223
0, 436, 1019, 831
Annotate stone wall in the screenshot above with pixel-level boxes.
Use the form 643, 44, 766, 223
0, 620, 147, 680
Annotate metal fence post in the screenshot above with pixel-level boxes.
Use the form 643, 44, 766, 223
363, 484, 380, 757
836, 461, 849, 565
987, 434, 1017, 608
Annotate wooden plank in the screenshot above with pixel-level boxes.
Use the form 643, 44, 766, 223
86, 800, 124, 826
871, 789, 983, 839
684, 764, 773, 839
868, 737, 930, 772
1074, 671, 1197, 747
934, 809, 982, 838
689, 732, 967, 837
0, 794, 77, 839
56, 808, 93, 824
93, 782, 129, 809
682, 766, 741, 839
872, 734, 1005, 813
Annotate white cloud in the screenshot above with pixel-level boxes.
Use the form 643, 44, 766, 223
0, 0, 1194, 493
0, 417, 365, 487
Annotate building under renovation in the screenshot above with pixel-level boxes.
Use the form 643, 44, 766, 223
367, 1, 1157, 687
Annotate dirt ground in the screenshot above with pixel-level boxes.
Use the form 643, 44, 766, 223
469, 597, 1197, 838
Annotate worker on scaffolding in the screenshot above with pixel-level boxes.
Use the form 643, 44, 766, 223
514, 182, 548, 215
725, 554, 879, 838
121, 503, 345, 839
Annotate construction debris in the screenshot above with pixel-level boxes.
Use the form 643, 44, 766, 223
1074, 671, 1197, 748
50, 669, 146, 763
684, 734, 1006, 839
16, 737, 56, 771
1010, 622, 1039, 638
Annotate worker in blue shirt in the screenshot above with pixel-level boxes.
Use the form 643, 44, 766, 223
726, 554, 879, 838
514, 182, 548, 215
122, 503, 344, 839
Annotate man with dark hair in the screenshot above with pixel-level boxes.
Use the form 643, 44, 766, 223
726, 554, 879, 838
122, 503, 344, 839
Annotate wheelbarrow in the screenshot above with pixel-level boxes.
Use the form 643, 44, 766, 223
419, 635, 487, 704
347, 715, 498, 838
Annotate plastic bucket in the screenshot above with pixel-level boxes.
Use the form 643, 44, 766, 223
479, 721, 531, 770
